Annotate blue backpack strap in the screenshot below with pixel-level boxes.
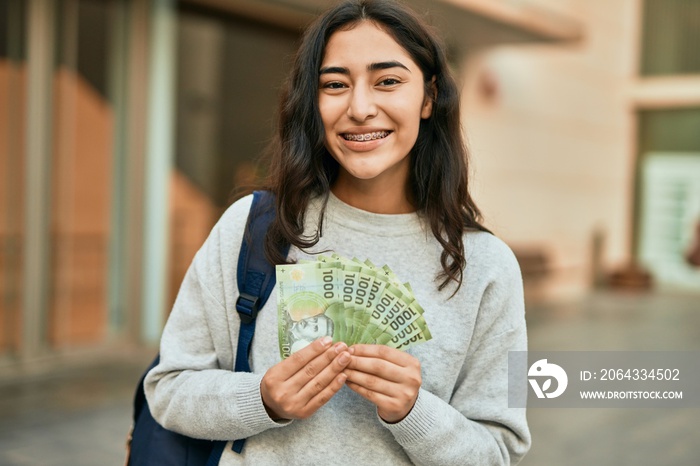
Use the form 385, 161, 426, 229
235, 190, 285, 372
208, 190, 289, 462
205, 442, 227, 466
130, 191, 286, 466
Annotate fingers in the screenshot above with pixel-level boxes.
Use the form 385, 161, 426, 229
276, 336, 334, 379
260, 341, 352, 420
291, 347, 351, 418
275, 357, 350, 420
262, 342, 421, 422
289, 342, 352, 388
344, 344, 422, 423
344, 356, 404, 383
349, 344, 415, 366
303, 345, 353, 391
345, 379, 417, 424
346, 345, 420, 381
343, 367, 413, 398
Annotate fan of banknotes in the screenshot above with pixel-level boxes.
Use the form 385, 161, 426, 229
276, 254, 432, 359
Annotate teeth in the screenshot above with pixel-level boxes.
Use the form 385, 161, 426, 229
343, 131, 389, 141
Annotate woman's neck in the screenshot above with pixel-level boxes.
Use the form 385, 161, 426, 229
330, 176, 415, 214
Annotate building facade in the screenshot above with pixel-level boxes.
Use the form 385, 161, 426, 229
1, 0, 698, 375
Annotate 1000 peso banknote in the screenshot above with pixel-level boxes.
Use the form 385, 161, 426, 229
276, 256, 431, 359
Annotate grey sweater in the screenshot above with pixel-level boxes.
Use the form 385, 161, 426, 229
145, 193, 531, 465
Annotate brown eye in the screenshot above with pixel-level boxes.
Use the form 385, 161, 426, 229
323, 81, 347, 89
379, 78, 400, 86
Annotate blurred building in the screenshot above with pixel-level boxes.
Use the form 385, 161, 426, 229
0, 0, 698, 376
464, 0, 700, 301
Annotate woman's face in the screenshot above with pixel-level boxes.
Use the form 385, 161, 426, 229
318, 21, 433, 189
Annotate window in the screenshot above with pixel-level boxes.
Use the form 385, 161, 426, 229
641, 0, 700, 75
169, 6, 298, 306
637, 109, 700, 290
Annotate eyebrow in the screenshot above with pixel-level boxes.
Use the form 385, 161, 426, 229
319, 60, 411, 75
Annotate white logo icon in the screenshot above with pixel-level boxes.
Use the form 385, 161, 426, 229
528, 359, 568, 399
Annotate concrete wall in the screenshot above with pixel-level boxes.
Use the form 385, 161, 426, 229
461, 0, 641, 301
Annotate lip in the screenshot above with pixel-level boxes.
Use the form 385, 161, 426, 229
338, 132, 392, 152
338, 127, 392, 152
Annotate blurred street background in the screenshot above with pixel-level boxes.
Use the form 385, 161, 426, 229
1, 291, 698, 465
1, 0, 699, 465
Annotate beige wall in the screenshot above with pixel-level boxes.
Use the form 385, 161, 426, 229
462, 0, 641, 300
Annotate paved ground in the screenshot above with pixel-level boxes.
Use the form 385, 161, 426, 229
0, 290, 698, 465
0, 361, 146, 466
521, 291, 700, 466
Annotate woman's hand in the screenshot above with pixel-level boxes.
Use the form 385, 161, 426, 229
344, 345, 422, 423
261, 337, 351, 420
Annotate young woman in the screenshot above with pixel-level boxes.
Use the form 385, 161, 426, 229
145, 1, 531, 464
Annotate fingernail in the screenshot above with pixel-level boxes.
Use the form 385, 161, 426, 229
334, 342, 348, 353
338, 353, 350, 365
321, 336, 332, 346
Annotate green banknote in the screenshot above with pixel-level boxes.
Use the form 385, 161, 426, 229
276, 255, 432, 358
277, 262, 344, 359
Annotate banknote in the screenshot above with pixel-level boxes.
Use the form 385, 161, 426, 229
277, 262, 342, 358
277, 255, 432, 358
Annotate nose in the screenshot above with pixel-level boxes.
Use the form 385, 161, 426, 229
347, 85, 377, 122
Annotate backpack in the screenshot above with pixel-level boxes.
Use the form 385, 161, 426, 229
126, 190, 289, 466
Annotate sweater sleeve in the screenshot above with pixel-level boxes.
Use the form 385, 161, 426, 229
381, 240, 531, 465
143, 200, 290, 441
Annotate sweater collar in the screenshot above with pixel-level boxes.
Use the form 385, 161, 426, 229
316, 191, 425, 237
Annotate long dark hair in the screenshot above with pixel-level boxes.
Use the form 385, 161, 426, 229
263, 0, 490, 293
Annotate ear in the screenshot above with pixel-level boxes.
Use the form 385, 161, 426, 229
421, 76, 437, 119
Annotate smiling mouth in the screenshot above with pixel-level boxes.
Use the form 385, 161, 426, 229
341, 131, 391, 142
